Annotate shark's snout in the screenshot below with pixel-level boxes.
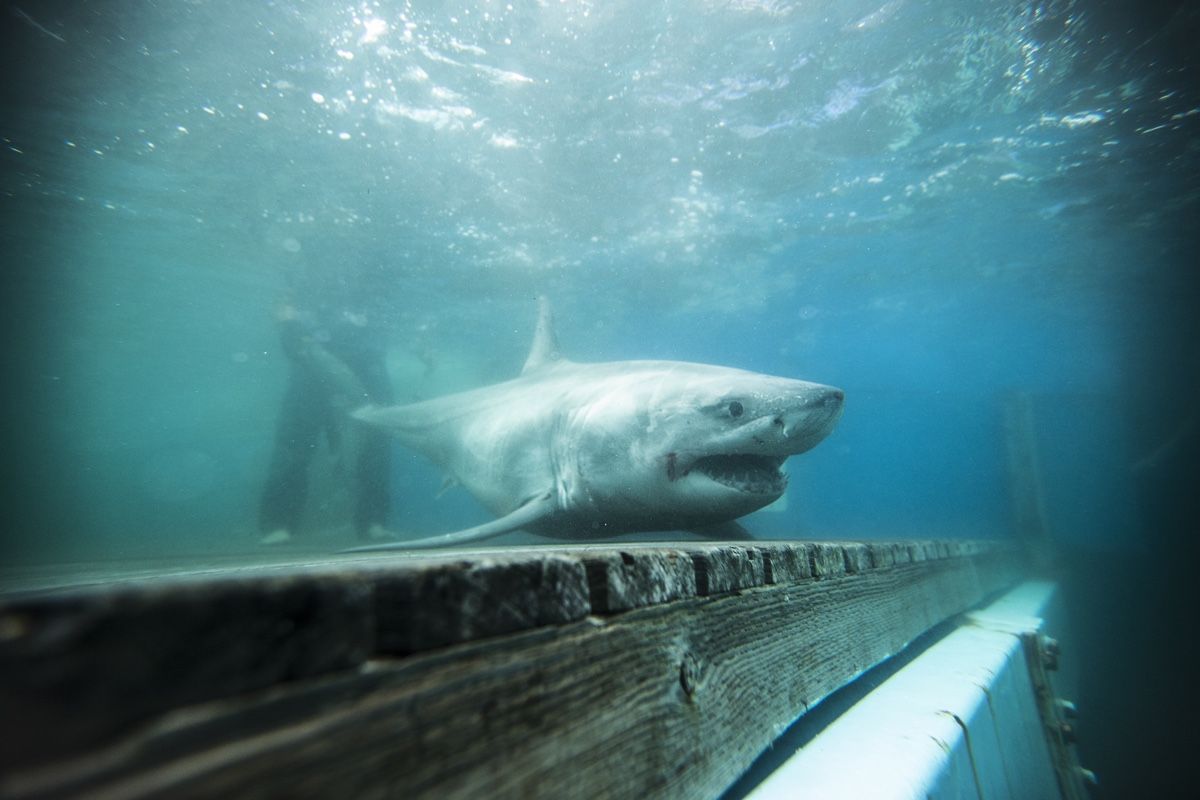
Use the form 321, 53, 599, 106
780, 385, 844, 439
813, 385, 844, 409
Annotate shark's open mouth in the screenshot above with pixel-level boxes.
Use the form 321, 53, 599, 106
692, 454, 786, 495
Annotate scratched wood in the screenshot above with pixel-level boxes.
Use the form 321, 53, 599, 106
0, 540, 1022, 800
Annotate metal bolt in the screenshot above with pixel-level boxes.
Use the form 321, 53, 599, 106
1041, 636, 1060, 671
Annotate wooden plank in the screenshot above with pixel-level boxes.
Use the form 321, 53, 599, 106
756, 541, 812, 584
808, 541, 848, 576
0, 541, 1021, 799
0, 573, 374, 773
370, 554, 590, 655
684, 543, 768, 595
580, 547, 697, 613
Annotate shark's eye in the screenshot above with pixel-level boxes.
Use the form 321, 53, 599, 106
728, 400, 744, 418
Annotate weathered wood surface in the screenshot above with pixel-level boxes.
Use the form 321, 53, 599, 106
0, 540, 1023, 800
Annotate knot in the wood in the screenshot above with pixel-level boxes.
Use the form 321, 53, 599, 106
679, 651, 701, 698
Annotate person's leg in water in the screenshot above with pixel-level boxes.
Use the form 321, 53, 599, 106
354, 428, 393, 541
351, 352, 396, 541
258, 374, 331, 543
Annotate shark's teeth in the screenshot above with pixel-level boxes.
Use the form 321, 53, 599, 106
691, 454, 785, 494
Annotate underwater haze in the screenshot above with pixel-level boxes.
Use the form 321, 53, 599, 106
2, 0, 1196, 560
3, 1, 1199, 795
3, 0, 1197, 560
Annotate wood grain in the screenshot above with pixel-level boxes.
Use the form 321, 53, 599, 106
0, 540, 1022, 799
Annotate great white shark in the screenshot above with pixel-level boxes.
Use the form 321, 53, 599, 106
349, 298, 844, 550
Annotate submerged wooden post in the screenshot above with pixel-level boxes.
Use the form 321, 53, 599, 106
0, 540, 1022, 799
1002, 391, 1054, 570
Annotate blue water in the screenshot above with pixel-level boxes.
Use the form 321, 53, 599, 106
3, 0, 1194, 561
2, 1, 1197, 793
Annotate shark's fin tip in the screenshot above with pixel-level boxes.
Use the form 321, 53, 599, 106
521, 296, 566, 374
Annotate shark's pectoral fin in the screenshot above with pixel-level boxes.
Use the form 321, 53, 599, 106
686, 519, 756, 541
341, 491, 558, 553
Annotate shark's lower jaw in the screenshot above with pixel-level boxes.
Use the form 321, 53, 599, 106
692, 454, 786, 495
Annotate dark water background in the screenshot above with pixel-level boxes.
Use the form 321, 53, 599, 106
2, 1, 1197, 795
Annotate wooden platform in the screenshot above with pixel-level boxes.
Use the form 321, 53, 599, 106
0, 540, 1024, 799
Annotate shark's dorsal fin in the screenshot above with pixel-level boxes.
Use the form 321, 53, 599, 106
521, 295, 564, 374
